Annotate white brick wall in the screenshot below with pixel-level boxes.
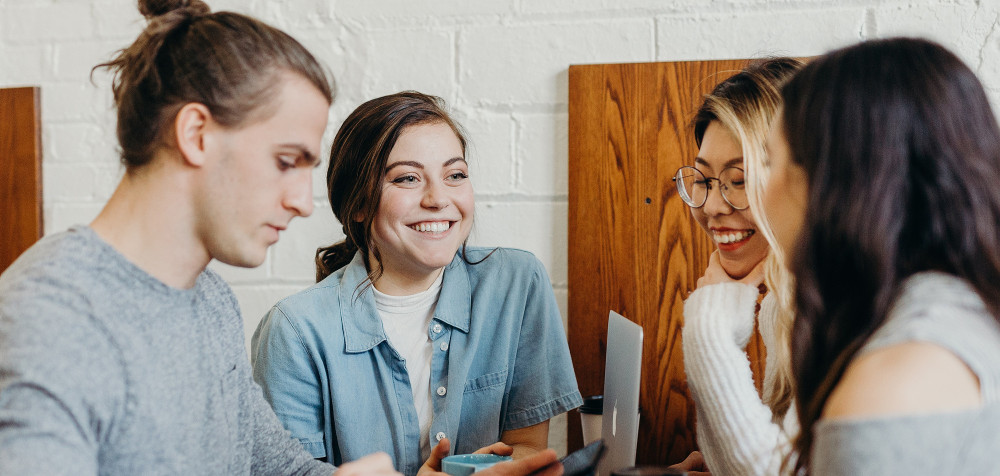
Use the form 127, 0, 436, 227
4, 0, 1000, 457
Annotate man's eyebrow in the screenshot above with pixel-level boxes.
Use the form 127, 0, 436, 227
280, 144, 321, 168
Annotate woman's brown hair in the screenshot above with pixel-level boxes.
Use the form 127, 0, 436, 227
315, 91, 468, 284
94, 0, 333, 170
781, 38, 1000, 472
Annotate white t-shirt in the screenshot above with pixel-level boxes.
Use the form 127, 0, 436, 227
373, 272, 444, 461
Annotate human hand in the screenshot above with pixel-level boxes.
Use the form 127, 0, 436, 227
697, 251, 766, 289
474, 441, 515, 457
418, 438, 452, 476
667, 450, 711, 475
477, 448, 562, 476
333, 452, 401, 476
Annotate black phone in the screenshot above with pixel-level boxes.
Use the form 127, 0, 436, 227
560, 440, 606, 476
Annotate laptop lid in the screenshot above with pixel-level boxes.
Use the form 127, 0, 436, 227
598, 311, 643, 476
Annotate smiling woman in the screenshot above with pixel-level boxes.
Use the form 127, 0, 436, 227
671, 58, 804, 476
250, 91, 583, 476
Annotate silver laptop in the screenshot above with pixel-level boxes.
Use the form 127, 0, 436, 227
598, 311, 643, 476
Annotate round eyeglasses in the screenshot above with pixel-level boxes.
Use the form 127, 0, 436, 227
672, 166, 748, 210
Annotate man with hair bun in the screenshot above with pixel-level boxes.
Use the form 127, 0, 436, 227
0, 2, 562, 475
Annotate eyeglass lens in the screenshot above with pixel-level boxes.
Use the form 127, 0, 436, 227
673, 166, 748, 209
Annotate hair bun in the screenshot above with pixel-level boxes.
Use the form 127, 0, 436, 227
138, 0, 210, 19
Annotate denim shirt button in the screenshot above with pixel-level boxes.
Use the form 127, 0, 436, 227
436, 431, 446, 441
432, 323, 443, 334
439, 342, 449, 351
436, 386, 447, 396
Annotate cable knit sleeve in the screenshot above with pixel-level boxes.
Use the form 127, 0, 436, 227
682, 283, 789, 475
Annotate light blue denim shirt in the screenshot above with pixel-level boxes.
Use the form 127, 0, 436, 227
250, 247, 582, 476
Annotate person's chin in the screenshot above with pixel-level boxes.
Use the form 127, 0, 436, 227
222, 245, 268, 269
715, 251, 756, 279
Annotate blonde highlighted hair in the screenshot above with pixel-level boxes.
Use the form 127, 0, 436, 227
692, 57, 803, 422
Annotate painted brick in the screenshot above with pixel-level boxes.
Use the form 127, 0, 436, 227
230, 283, 312, 353
0, 44, 52, 84
260, 0, 336, 30
872, 2, 994, 70
92, 1, 143, 40
271, 206, 344, 281
3, 3, 94, 42
470, 201, 567, 285
458, 110, 516, 194
515, 112, 568, 196
519, 0, 606, 14
979, 18, 1000, 90
46, 202, 103, 236
43, 163, 98, 202
54, 40, 123, 82
337, 0, 514, 20
460, 20, 653, 106
656, 8, 866, 61
45, 122, 116, 164
41, 82, 113, 122
355, 29, 455, 100
93, 164, 124, 201
312, 157, 331, 201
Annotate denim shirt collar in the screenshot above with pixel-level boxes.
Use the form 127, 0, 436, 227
339, 251, 472, 353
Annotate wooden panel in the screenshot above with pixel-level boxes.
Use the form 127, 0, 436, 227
568, 60, 767, 465
1, 87, 43, 273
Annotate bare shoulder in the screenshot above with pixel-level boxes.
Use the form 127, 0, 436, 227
822, 341, 982, 420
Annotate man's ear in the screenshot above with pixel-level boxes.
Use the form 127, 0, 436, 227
174, 102, 213, 167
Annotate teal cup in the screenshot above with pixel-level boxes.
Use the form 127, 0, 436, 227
441, 454, 512, 476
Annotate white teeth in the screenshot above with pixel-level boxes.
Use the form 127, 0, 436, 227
714, 229, 754, 244
411, 222, 451, 234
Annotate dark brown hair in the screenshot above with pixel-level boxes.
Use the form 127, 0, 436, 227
781, 38, 1000, 472
315, 91, 469, 284
94, 0, 333, 169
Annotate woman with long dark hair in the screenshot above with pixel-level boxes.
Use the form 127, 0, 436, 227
764, 38, 1000, 474
251, 91, 582, 476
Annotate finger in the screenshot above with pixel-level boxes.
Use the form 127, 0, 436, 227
424, 439, 451, 472
480, 449, 559, 476
667, 450, 703, 471
697, 251, 731, 288
473, 441, 513, 456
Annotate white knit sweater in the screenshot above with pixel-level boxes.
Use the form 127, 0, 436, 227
682, 283, 798, 475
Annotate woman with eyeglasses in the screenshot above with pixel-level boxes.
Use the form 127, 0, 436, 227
767, 38, 1000, 474
669, 58, 803, 475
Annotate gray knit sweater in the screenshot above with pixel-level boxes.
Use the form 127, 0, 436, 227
811, 272, 1000, 475
0, 226, 333, 476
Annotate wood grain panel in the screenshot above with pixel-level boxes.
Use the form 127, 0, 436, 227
568, 60, 767, 466
1, 87, 43, 273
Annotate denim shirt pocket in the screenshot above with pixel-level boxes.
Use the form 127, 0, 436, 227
457, 368, 508, 450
